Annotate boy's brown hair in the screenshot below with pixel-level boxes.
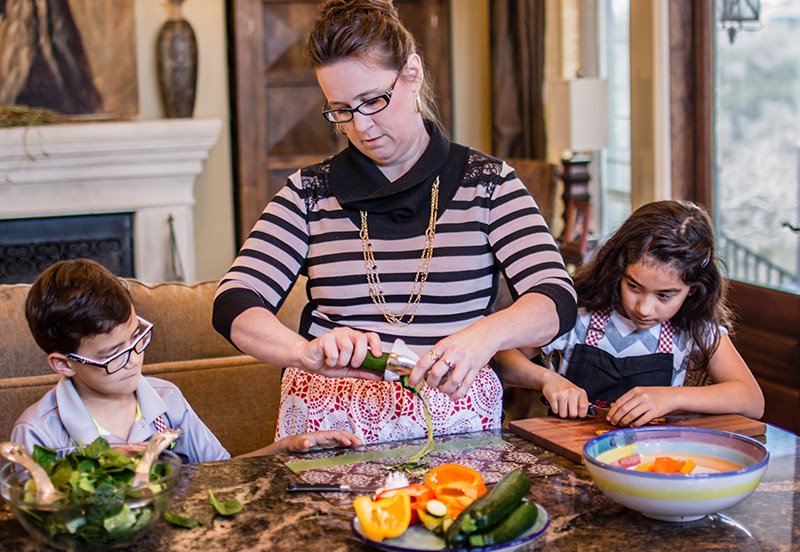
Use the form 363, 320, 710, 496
26, 259, 132, 355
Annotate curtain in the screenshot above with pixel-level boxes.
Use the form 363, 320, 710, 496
490, 0, 547, 159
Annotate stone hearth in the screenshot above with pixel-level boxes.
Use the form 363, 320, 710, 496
0, 118, 221, 282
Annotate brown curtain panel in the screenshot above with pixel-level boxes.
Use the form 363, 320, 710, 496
490, 0, 547, 159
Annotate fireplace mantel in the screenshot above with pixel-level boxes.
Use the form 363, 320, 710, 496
0, 118, 221, 282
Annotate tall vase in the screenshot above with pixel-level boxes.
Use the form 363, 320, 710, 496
156, 0, 197, 118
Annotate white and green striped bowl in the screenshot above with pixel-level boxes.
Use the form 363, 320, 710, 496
583, 426, 769, 522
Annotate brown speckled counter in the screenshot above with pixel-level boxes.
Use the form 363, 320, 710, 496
1, 426, 797, 551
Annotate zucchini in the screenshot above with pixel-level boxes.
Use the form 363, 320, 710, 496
361, 351, 389, 375
444, 469, 531, 547
467, 500, 538, 548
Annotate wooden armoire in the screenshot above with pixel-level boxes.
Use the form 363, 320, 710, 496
228, 0, 452, 242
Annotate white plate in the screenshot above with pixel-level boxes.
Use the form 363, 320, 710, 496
350, 501, 549, 552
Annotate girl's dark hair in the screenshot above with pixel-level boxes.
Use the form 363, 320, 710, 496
307, 0, 440, 126
572, 200, 731, 372
25, 259, 133, 354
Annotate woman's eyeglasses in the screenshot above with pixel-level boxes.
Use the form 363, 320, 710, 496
322, 73, 401, 123
66, 317, 153, 375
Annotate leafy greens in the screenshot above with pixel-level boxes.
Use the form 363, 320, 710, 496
16, 437, 174, 547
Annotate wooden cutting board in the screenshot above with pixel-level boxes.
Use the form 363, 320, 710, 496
508, 414, 766, 464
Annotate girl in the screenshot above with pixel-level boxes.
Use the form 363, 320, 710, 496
498, 200, 764, 426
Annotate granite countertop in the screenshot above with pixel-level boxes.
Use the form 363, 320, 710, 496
1, 426, 797, 551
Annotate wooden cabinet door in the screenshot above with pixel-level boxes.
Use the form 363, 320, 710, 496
727, 283, 800, 434
229, 0, 451, 242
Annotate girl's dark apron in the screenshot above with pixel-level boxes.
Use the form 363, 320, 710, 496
565, 310, 674, 403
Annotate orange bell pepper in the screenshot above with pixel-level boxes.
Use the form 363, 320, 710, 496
423, 463, 487, 518
353, 491, 412, 542
636, 456, 696, 474
377, 484, 436, 525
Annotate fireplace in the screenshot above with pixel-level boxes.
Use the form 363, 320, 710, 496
0, 119, 221, 283
0, 213, 135, 284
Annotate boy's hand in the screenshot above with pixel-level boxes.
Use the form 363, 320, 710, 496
607, 387, 673, 426
283, 430, 363, 453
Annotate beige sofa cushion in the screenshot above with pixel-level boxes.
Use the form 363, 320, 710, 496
129, 280, 240, 364
142, 357, 283, 457
0, 284, 49, 378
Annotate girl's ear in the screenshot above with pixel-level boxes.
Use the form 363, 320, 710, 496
48, 353, 76, 377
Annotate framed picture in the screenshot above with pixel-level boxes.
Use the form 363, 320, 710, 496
560, 199, 592, 260
0, 1, 138, 118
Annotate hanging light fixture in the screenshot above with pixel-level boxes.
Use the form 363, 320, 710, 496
718, 0, 762, 44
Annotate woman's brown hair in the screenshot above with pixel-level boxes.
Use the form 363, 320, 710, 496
572, 200, 732, 372
307, 0, 440, 126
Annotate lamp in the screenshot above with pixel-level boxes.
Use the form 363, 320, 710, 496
547, 77, 608, 263
718, 0, 761, 44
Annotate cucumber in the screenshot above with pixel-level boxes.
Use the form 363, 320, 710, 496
444, 469, 531, 547
467, 500, 539, 548
470, 470, 531, 531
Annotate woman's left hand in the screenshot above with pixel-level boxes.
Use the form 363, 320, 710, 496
409, 333, 495, 401
606, 387, 674, 426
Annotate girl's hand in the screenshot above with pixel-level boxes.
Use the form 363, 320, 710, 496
301, 327, 384, 379
410, 332, 496, 402
282, 430, 363, 453
541, 374, 591, 418
607, 387, 674, 426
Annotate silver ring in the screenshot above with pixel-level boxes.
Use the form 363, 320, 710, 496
430, 350, 441, 361
444, 359, 455, 369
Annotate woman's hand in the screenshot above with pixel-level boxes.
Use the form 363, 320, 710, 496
540, 373, 591, 418
409, 332, 496, 402
300, 327, 384, 379
607, 387, 674, 426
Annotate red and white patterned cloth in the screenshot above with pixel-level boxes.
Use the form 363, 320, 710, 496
276, 367, 504, 444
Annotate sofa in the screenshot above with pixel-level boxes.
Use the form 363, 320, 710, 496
0, 277, 309, 457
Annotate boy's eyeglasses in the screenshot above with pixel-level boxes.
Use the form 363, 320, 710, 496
66, 317, 153, 375
321, 72, 401, 123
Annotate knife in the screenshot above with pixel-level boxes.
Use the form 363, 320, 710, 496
286, 483, 375, 493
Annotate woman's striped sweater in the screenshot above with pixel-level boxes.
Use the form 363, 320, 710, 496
214, 149, 576, 357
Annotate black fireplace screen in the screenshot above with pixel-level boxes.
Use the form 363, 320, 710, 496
0, 213, 135, 284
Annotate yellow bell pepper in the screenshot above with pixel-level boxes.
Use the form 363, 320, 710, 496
353, 491, 412, 542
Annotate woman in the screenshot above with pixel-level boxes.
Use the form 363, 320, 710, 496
213, 0, 576, 444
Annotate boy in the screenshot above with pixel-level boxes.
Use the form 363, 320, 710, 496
11, 259, 360, 462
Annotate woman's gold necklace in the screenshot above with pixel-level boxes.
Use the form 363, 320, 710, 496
359, 176, 439, 325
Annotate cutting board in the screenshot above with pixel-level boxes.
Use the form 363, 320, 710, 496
508, 414, 766, 464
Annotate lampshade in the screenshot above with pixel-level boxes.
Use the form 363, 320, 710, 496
547, 78, 608, 154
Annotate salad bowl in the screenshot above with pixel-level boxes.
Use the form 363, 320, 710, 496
583, 426, 769, 522
0, 440, 182, 550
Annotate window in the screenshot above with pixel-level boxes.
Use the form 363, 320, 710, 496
714, 0, 800, 293
599, 0, 632, 236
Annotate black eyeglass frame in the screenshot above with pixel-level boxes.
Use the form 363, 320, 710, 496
65, 316, 153, 375
321, 72, 402, 123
